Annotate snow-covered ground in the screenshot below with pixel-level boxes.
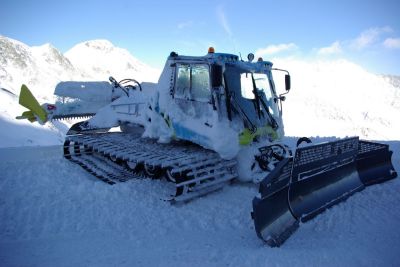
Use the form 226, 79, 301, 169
1, 36, 399, 266
0, 142, 399, 267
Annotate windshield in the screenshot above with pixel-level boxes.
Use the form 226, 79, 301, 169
224, 64, 282, 128
238, 72, 279, 116
253, 73, 278, 116
253, 73, 272, 99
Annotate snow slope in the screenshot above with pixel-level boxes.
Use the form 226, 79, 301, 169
0, 87, 68, 147
0, 36, 83, 100
0, 142, 399, 267
273, 58, 400, 140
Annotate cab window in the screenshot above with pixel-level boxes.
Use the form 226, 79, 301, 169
175, 64, 210, 102
240, 73, 254, 99
175, 64, 190, 98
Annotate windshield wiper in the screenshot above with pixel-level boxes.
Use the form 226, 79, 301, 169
259, 96, 278, 129
251, 74, 262, 119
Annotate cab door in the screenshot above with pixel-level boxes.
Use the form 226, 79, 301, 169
174, 63, 214, 119
170, 63, 219, 146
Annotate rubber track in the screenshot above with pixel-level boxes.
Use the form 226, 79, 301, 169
63, 132, 238, 202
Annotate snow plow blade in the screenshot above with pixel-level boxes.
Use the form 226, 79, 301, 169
252, 137, 397, 247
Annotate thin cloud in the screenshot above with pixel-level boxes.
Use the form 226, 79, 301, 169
383, 37, 400, 49
217, 5, 232, 37
177, 21, 193, 30
350, 26, 392, 50
317, 41, 342, 55
317, 27, 395, 56
255, 43, 298, 56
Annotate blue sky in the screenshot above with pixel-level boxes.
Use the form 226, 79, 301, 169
1, 0, 400, 74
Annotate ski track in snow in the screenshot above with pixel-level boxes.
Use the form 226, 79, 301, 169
0, 142, 399, 267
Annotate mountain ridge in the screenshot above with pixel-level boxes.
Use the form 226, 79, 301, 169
0, 36, 160, 98
0, 35, 162, 146
0, 35, 399, 146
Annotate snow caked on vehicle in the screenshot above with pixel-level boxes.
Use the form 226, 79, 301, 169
17, 47, 397, 246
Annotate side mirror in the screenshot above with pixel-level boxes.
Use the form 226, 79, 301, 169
211, 64, 223, 87
285, 74, 291, 91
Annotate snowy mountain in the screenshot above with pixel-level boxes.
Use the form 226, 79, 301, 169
31, 43, 76, 78
273, 58, 400, 140
65, 39, 159, 82
0, 36, 160, 101
1, 35, 399, 147
382, 74, 400, 91
0, 37, 76, 146
0, 36, 161, 147
0, 36, 82, 100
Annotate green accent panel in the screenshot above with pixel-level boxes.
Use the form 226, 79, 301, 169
16, 110, 37, 122
239, 125, 279, 146
256, 125, 278, 141
239, 128, 255, 145
18, 84, 47, 123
